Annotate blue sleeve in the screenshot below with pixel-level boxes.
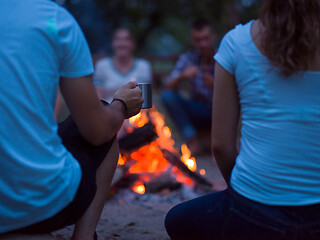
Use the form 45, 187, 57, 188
57, 8, 94, 78
163, 53, 192, 84
214, 29, 236, 75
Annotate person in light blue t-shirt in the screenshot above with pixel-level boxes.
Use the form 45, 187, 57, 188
0, 1, 143, 239
165, 1, 320, 239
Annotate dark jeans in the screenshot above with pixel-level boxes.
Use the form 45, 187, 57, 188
165, 187, 320, 240
161, 90, 211, 141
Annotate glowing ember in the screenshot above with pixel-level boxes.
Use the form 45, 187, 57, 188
118, 154, 125, 165
181, 144, 197, 172
199, 169, 206, 176
163, 126, 171, 138
132, 182, 145, 195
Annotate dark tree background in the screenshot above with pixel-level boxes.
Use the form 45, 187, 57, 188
56, 0, 260, 56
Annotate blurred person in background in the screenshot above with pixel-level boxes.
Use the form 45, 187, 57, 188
161, 18, 216, 156
93, 27, 152, 103
165, 0, 320, 239
0, 1, 143, 240
93, 27, 152, 138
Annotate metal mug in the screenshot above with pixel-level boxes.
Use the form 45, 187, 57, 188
138, 83, 152, 109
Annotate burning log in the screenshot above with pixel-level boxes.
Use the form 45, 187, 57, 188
161, 148, 213, 187
118, 122, 157, 153
144, 174, 182, 193
114, 108, 213, 195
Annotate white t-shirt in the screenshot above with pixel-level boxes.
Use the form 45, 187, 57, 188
0, 0, 94, 232
93, 57, 152, 102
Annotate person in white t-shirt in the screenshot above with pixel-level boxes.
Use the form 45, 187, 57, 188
93, 27, 152, 138
93, 27, 152, 103
0, 1, 143, 240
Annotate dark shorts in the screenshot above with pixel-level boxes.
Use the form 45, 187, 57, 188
12, 115, 115, 234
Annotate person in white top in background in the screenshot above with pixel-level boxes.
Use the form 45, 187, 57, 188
93, 27, 152, 103
93, 27, 152, 138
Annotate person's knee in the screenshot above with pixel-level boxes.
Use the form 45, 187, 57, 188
165, 205, 178, 238
165, 203, 189, 240
161, 90, 178, 106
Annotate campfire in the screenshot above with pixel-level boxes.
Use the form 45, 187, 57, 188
113, 107, 212, 195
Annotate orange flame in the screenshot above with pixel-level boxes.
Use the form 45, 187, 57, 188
118, 154, 125, 166
181, 144, 197, 172
123, 107, 199, 191
129, 111, 149, 128
132, 182, 145, 195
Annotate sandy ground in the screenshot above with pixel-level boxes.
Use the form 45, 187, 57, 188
52, 154, 226, 240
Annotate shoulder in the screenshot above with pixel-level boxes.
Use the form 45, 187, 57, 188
222, 20, 254, 46
214, 20, 254, 74
55, 3, 77, 23
55, 3, 84, 40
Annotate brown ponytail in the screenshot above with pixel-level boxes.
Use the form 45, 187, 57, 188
260, 0, 320, 76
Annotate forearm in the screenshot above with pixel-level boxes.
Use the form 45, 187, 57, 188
100, 101, 126, 140
212, 145, 238, 183
60, 76, 142, 146
60, 76, 124, 146
73, 101, 125, 146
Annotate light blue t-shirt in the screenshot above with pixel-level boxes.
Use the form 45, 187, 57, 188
0, 0, 94, 232
214, 20, 320, 206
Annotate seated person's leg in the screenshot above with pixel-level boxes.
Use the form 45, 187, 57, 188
165, 190, 228, 240
161, 90, 197, 141
72, 138, 119, 240
184, 100, 212, 131
11, 115, 118, 240
59, 114, 119, 240
162, 90, 211, 154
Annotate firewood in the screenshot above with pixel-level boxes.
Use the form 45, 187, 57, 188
144, 174, 182, 193
118, 122, 157, 153
161, 148, 213, 187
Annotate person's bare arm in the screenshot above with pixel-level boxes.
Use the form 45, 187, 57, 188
211, 63, 240, 183
59, 75, 143, 146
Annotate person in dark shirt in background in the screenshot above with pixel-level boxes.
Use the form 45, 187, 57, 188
161, 18, 216, 156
